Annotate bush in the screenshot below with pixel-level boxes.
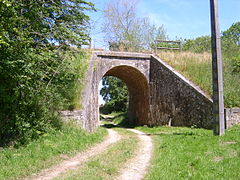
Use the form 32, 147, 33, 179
232, 55, 240, 73
0, 48, 89, 147
182, 36, 211, 53
0, 0, 94, 146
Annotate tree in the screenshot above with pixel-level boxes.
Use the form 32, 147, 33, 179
0, 0, 95, 48
221, 22, 240, 60
182, 22, 240, 55
182, 36, 211, 53
102, 0, 167, 51
222, 22, 240, 46
0, 0, 95, 146
140, 18, 168, 50
100, 76, 128, 113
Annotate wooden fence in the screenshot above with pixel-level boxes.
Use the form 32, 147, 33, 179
154, 40, 182, 52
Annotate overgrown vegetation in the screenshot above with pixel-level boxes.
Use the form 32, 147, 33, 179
158, 22, 240, 107
137, 125, 240, 180
0, 0, 95, 146
158, 51, 240, 107
0, 121, 107, 180
158, 52, 212, 94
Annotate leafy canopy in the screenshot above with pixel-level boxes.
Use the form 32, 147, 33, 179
0, 0, 95, 146
0, 0, 96, 48
100, 76, 128, 114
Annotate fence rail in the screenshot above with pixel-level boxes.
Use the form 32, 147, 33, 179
154, 40, 182, 52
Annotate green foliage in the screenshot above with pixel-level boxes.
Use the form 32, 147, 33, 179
183, 36, 211, 53
52, 50, 90, 110
222, 22, 240, 46
0, 121, 107, 180
221, 22, 240, 107
0, 47, 90, 146
179, 21, 240, 107
138, 125, 240, 180
0, 0, 95, 48
100, 76, 128, 114
232, 55, 240, 72
0, 0, 94, 146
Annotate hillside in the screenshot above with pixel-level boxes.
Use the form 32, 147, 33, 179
158, 51, 240, 108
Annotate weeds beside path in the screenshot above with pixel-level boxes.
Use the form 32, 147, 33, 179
26, 129, 121, 180
1, 119, 154, 180
0, 122, 107, 180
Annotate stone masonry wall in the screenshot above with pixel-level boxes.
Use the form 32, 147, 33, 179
60, 51, 216, 132
149, 55, 213, 129
225, 108, 240, 128
59, 110, 83, 123
95, 52, 151, 126
59, 51, 240, 131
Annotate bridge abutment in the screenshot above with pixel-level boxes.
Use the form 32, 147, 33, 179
71, 51, 213, 131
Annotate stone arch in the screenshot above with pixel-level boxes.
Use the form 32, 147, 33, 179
101, 65, 150, 125
63, 52, 213, 132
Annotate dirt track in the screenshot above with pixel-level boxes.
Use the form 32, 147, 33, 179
24, 127, 153, 180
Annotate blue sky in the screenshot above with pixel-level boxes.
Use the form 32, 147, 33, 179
88, 0, 240, 49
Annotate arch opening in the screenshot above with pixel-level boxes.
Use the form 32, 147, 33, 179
99, 65, 150, 126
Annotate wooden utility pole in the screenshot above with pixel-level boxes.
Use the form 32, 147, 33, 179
210, 0, 225, 135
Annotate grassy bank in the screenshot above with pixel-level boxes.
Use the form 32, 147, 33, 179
158, 51, 240, 107
0, 121, 107, 180
108, 113, 240, 179
137, 125, 240, 180
56, 128, 138, 180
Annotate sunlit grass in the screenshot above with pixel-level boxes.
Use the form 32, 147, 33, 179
0, 121, 107, 180
158, 51, 240, 107
137, 125, 240, 180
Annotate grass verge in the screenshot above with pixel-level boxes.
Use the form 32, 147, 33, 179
0, 121, 107, 180
56, 128, 138, 180
137, 125, 240, 180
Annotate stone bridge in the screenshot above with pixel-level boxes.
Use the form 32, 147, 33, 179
68, 51, 214, 131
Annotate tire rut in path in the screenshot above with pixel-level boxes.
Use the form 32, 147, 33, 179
116, 129, 153, 180
24, 129, 121, 180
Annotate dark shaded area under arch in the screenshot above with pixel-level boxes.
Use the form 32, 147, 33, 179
103, 65, 150, 125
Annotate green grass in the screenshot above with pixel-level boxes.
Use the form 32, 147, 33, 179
158, 51, 240, 107
136, 125, 240, 180
56, 128, 138, 180
0, 121, 107, 180
100, 111, 134, 128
